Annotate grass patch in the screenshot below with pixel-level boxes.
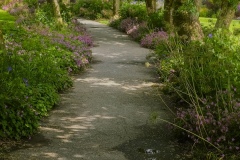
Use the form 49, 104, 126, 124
0, 9, 15, 22
96, 19, 109, 25
199, 17, 240, 32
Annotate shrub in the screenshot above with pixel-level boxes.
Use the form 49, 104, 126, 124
109, 18, 121, 29
128, 21, 149, 41
147, 10, 165, 29
119, 17, 136, 32
0, 9, 93, 139
199, 6, 210, 17
119, 2, 147, 21
140, 30, 168, 49
71, 0, 112, 19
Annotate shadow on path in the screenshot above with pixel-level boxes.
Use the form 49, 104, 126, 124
2, 19, 186, 160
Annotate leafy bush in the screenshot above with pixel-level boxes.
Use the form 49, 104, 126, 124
71, 0, 112, 19
116, 17, 149, 41
147, 10, 165, 29
119, 2, 147, 21
119, 17, 137, 32
140, 30, 168, 49
109, 18, 121, 29
199, 6, 211, 17
0, 7, 93, 139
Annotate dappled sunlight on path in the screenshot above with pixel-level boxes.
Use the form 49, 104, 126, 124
5, 19, 183, 160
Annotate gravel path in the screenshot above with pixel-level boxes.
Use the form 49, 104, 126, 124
4, 19, 184, 160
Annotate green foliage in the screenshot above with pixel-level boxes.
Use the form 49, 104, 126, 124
199, 6, 216, 18
119, 2, 147, 21
0, 13, 92, 139
34, 3, 55, 26
147, 10, 165, 29
0, 9, 15, 22
156, 31, 240, 158
181, 31, 240, 97
109, 18, 121, 29
71, 0, 113, 19
23, 0, 38, 7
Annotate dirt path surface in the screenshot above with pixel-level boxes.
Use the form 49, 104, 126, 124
4, 19, 184, 160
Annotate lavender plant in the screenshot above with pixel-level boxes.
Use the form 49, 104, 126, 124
141, 31, 168, 49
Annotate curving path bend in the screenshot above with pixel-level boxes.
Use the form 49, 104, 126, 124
5, 19, 184, 160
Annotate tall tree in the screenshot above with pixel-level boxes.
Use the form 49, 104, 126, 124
113, 0, 120, 16
214, 0, 238, 29
168, 0, 204, 41
145, 0, 157, 14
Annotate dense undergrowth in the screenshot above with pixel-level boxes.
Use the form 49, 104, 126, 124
107, 2, 240, 159
0, 0, 93, 140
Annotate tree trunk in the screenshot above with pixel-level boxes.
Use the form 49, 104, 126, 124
113, 0, 120, 16
163, 0, 174, 30
51, 0, 63, 25
145, 0, 156, 14
62, 0, 70, 5
0, 29, 5, 50
172, 0, 204, 41
215, 1, 235, 29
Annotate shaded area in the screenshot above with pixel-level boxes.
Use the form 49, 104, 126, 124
115, 124, 185, 160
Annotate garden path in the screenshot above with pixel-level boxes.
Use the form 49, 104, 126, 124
6, 19, 184, 160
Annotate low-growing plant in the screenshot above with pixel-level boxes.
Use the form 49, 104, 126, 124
0, 4, 93, 140
140, 30, 168, 49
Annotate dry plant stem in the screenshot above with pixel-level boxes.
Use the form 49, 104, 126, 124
158, 118, 223, 153
157, 91, 176, 116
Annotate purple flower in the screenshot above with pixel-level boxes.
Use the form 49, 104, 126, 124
7, 66, 12, 72
208, 33, 213, 38
141, 31, 168, 48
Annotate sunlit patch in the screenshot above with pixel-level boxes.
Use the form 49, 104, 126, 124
74, 154, 84, 158
40, 127, 64, 133
43, 152, 58, 158
76, 77, 121, 87
122, 82, 158, 91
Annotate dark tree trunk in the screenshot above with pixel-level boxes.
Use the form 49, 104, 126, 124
172, 0, 204, 41
215, 1, 235, 29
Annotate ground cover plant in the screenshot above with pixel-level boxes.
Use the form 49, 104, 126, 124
0, 0, 93, 141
